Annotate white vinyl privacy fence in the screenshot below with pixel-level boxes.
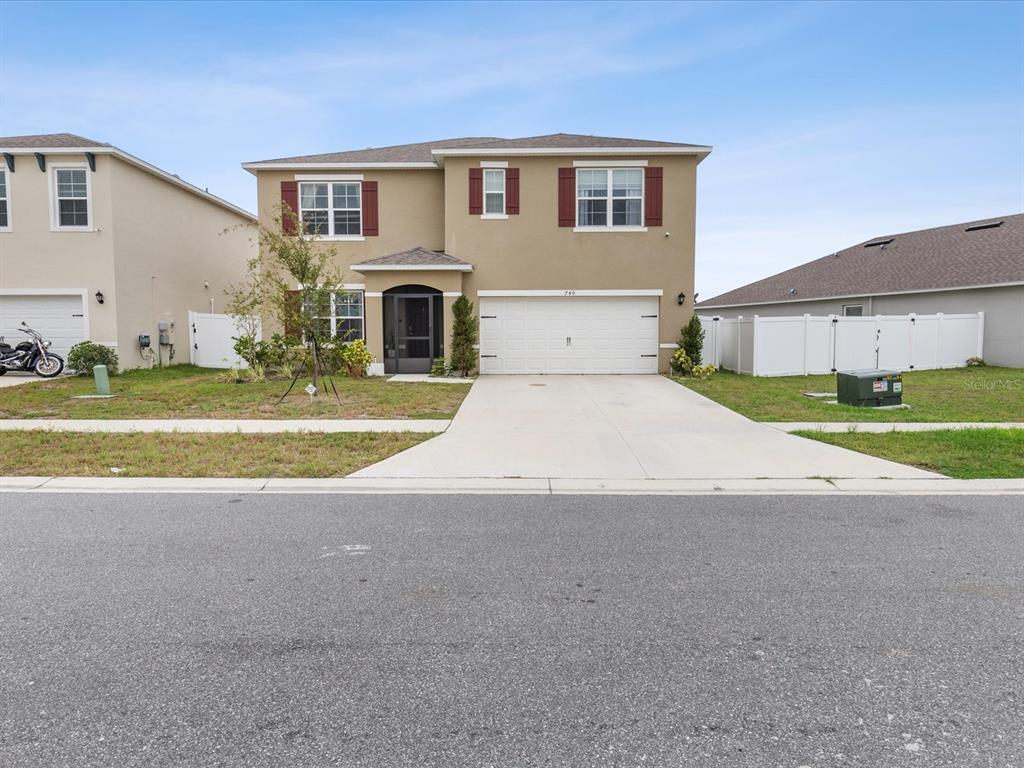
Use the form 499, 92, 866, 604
188, 311, 261, 368
699, 313, 985, 377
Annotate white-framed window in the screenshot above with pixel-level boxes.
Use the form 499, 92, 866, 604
299, 181, 361, 238
0, 169, 9, 231
843, 304, 863, 317
308, 289, 365, 342
51, 165, 91, 230
576, 168, 643, 228
483, 168, 505, 215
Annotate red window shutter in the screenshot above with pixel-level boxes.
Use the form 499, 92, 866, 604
468, 168, 483, 215
362, 180, 379, 236
280, 181, 298, 234
557, 167, 575, 227
506, 168, 520, 214
644, 167, 663, 227
283, 290, 302, 340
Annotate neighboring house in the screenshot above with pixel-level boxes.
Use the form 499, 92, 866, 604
243, 133, 711, 374
698, 215, 1024, 367
0, 133, 255, 367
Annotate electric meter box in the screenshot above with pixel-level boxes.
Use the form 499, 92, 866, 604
836, 370, 903, 407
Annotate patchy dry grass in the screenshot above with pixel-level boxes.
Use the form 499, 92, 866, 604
794, 428, 1024, 479
673, 367, 1024, 422
0, 430, 432, 478
0, 365, 470, 420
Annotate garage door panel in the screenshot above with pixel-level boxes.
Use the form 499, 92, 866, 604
479, 296, 659, 375
0, 294, 87, 360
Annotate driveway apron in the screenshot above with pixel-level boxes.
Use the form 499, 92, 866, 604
352, 375, 940, 480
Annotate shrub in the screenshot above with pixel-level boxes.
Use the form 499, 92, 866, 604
690, 363, 717, 380
450, 294, 478, 377
67, 341, 119, 376
430, 357, 448, 377
670, 347, 693, 376
680, 315, 705, 364
966, 356, 986, 367
340, 339, 373, 378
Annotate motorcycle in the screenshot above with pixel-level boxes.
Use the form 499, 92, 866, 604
0, 323, 65, 378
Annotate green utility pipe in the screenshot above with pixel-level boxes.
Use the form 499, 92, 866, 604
93, 365, 111, 396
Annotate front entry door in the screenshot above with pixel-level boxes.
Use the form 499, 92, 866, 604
391, 295, 434, 373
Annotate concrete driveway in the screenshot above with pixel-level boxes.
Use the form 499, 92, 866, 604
354, 375, 938, 480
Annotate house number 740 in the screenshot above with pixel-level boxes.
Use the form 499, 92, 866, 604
564, 290, 576, 296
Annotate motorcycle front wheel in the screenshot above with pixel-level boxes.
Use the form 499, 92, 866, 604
34, 355, 65, 378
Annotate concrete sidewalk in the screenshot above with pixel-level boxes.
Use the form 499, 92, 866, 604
0, 418, 449, 433
767, 421, 1024, 433
1, 475, 1022, 495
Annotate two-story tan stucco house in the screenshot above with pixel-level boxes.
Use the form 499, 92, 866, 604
244, 134, 711, 374
0, 133, 255, 367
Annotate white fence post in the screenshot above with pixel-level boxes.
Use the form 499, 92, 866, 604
935, 312, 944, 369
751, 315, 760, 376
976, 311, 985, 360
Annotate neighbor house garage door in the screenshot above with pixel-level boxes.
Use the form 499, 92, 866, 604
0, 293, 87, 359
478, 296, 660, 374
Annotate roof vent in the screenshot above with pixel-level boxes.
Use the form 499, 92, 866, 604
965, 221, 1003, 232
864, 238, 894, 248
788, 288, 797, 296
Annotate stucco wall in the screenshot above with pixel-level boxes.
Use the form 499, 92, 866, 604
0, 152, 120, 344
443, 155, 698, 369
252, 154, 700, 372
109, 157, 255, 368
254, 168, 446, 285
701, 284, 1024, 367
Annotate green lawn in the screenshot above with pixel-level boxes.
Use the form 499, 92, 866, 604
672, 367, 1024, 422
0, 431, 431, 477
0, 365, 470, 420
794, 428, 1024, 479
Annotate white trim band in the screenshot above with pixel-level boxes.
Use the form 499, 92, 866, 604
295, 173, 364, 181
574, 159, 648, 167
351, 264, 473, 272
477, 289, 663, 297
433, 146, 711, 157
480, 161, 509, 168
243, 161, 437, 172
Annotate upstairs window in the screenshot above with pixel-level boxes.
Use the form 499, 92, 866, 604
53, 167, 90, 229
576, 168, 643, 228
483, 169, 505, 215
0, 170, 8, 230
299, 181, 361, 237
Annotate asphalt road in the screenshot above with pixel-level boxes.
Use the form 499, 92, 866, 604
1, 493, 1021, 767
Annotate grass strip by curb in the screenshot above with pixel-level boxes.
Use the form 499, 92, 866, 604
794, 428, 1024, 479
0, 431, 432, 478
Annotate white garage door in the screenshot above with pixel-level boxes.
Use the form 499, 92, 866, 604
479, 296, 660, 374
0, 294, 87, 359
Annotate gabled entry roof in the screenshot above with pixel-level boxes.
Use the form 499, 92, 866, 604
351, 247, 473, 272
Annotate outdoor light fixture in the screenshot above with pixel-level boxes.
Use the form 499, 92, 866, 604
677, 292, 686, 305
95, 291, 105, 304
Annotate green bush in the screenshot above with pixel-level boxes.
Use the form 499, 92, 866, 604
430, 357, 448, 377
671, 347, 693, 375
340, 339, 374, 378
67, 341, 119, 376
450, 294, 478, 377
680, 315, 705, 364
233, 334, 287, 369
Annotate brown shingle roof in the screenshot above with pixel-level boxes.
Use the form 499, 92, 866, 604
699, 214, 1024, 307
247, 133, 708, 165
251, 137, 500, 165
0, 132, 111, 148
353, 247, 472, 268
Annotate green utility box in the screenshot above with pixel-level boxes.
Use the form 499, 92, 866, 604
836, 369, 903, 407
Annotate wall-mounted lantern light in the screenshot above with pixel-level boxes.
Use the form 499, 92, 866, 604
676, 292, 686, 306
95, 291, 105, 305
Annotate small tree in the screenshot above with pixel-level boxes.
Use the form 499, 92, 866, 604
450, 294, 478, 377
679, 314, 705, 366
224, 202, 345, 392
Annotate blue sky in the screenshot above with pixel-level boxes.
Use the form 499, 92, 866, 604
2, 0, 1021, 298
